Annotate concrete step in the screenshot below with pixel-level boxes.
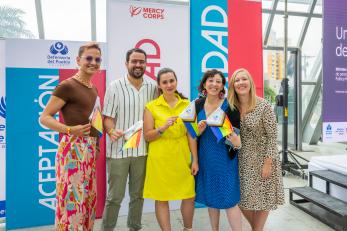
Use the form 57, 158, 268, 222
290, 186, 347, 217
290, 186, 347, 231
310, 170, 347, 189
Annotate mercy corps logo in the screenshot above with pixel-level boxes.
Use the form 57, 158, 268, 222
129, 5, 165, 19
47, 41, 71, 66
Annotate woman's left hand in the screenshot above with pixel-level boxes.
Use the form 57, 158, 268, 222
261, 162, 272, 179
191, 161, 199, 176
226, 131, 241, 148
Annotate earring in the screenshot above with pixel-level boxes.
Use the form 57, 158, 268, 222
158, 88, 163, 95
219, 91, 225, 99
200, 89, 207, 97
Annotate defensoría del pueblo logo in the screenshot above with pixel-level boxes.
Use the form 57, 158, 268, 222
50, 42, 68, 55
47, 41, 71, 65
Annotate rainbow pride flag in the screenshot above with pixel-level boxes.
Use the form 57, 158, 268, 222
90, 108, 103, 137
207, 108, 233, 142
89, 96, 103, 137
210, 116, 233, 142
123, 129, 142, 150
183, 121, 199, 139
122, 120, 143, 150
180, 101, 199, 138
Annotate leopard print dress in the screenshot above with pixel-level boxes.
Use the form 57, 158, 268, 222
239, 97, 285, 210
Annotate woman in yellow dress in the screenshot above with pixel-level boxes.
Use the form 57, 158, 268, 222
143, 68, 199, 231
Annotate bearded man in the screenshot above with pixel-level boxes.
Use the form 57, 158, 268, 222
101, 48, 157, 231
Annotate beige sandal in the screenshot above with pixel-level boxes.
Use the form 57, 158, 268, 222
182, 228, 192, 231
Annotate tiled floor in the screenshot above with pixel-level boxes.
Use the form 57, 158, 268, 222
1, 142, 345, 231
0, 174, 335, 231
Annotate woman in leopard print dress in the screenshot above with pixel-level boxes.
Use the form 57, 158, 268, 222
228, 68, 284, 231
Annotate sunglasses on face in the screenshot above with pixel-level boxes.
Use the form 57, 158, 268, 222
81, 56, 102, 64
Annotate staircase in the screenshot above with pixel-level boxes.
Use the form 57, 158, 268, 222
289, 170, 347, 231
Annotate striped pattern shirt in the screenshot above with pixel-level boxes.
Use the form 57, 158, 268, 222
103, 76, 157, 159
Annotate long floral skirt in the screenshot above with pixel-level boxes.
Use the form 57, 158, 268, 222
55, 135, 97, 231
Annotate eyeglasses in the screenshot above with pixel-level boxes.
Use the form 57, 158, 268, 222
81, 56, 102, 64
129, 60, 146, 65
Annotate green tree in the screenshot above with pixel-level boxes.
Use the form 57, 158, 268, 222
0, 5, 34, 38
264, 85, 277, 104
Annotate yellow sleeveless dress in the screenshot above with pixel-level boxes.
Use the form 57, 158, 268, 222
143, 94, 195, 201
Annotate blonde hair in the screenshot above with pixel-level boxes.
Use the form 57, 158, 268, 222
228, 68, 257, 112
78, 42, 101, 57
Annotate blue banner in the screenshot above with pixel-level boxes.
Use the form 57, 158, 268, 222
6, 68, 59, 229
190, 0, 228, 99
0, 201, 4, 218
0, 39, 5, 220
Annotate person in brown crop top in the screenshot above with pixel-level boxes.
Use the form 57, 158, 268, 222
40, 42, 102, 231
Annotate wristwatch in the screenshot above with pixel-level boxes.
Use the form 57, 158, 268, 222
157, 128, 164, 136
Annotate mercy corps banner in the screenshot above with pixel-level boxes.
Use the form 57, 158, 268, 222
107, 0, 190, 95
107, 0, 189, 215
0, 39, 5, 220
5, 39, 106, 229
190, 0, 263, 99
322, 0, 347, 142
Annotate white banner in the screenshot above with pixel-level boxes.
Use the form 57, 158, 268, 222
107, 0, 190, 97
6, 39, 107, 69
0, 39, 5, 220
5, 39, 107, 229
107, 0, 189, 215
323, 122, 347, 142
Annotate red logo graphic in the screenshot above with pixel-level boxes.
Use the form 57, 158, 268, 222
130, 6, 142, 17
135, 39, 161, 80
129, 5, 165, 20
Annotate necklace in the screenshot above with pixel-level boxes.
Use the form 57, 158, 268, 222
74, 74, 93, 88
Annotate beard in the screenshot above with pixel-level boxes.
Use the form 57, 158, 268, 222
128, 67, 145, 79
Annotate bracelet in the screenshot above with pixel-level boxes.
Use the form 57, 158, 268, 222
233, 143, 242, 151
157, 128, 164, 136
107, 128, 114, 136
66, 126, 71, 135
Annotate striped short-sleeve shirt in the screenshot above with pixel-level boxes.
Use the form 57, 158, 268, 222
103, 76, 157, 159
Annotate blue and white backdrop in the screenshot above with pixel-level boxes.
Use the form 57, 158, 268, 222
0, 39, 5, 221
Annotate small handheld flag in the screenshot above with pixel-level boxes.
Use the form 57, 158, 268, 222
183, 121, 199, 139
180, 101, 199, 138
180, 101, 196, 122
123, 129, 142, 150
122, 120, 143, 150
89, 96, 103, 137
207, 108, 233, 142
